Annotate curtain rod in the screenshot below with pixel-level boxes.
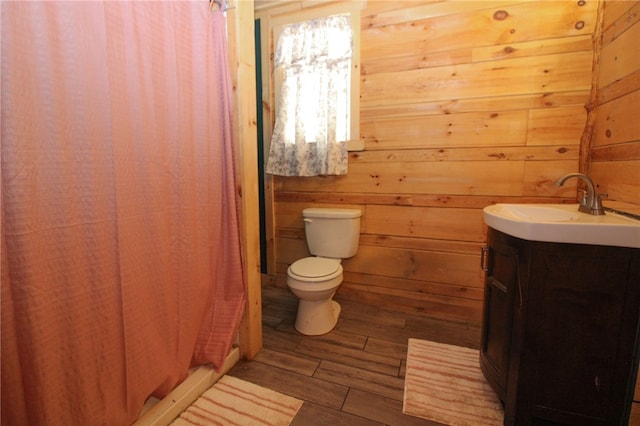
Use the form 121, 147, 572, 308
210, 0, 233, 12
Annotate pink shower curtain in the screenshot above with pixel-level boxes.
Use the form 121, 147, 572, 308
1, 2, 245, 425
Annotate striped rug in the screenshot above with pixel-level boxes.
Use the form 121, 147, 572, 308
170, 375, 303, 426
403, 338, 504, 426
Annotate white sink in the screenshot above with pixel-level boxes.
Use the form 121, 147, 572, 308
483, 204, 640, 248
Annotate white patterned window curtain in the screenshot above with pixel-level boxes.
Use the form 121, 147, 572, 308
265, 15, 352, 177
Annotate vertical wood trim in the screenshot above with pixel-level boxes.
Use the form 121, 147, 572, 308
580, 0, 605, 176
350, 6, 362, 147
257, 10, 277, 276
228, 0, 263, 360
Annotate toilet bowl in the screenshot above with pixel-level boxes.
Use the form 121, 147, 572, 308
287, 256, 343, 335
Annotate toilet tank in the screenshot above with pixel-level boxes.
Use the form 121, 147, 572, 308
303, 208, 362, 259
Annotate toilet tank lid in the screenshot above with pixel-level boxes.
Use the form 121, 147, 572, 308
303, 208, 362, 219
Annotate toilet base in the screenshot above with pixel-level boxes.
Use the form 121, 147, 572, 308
295, 299, 341, 336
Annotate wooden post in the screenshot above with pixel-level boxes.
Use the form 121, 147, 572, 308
579, 0, 605, 176
227, 0, 262, 360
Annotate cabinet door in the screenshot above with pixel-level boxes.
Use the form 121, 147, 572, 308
480, 229, 519, 400
524, 244, 638, 424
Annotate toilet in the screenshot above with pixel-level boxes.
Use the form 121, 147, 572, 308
287, 208, 362, 335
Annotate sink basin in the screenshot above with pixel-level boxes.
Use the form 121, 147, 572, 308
483, 204, 640, 248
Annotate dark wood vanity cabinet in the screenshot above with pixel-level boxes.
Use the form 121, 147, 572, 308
480, 228, 640, 425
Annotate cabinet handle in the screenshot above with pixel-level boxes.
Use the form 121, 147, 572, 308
480, 246, 489, 272
516, 253, 524, 308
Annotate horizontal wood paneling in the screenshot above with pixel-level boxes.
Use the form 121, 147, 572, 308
590, 160, 640, 202
592, 89, 640, 148
591, 143, 640, 163
361, 91, 590, 120
362, 110, 529, 150
361, 51, 593, 108
364, 205, 485, 242
471, 35, 593, 63
261, 1, 600, 325
598, 11, 640, 88
343, 271, 484, 301
361, 1, 597, 59
362, 1, 536, 29
351, 145, 579, 163
526, 106, 587, 146
275, 192, 576, 209
601, 0, 639, 30
523, 159, 581, 197
590, 1, 640, 206
338, 282, 484, 324
276, 161, 527, 196
342, 245, 483, 288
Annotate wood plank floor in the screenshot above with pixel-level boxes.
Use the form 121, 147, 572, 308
227, 286, 482, 426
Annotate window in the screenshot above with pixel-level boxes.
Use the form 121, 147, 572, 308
265, 4, 362, 177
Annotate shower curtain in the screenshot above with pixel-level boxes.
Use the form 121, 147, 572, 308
1, 2, 245, 425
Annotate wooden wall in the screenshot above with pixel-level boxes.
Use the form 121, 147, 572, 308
595, 2, 640, 424
589, 1, 640, 209
258, 0, 602, 326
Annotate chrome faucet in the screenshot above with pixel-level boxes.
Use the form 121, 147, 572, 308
554, 173, 605, 215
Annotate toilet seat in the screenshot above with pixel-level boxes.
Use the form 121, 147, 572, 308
288, 257, 342, 282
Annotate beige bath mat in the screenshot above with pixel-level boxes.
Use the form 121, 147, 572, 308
403, 338, 503, 426
171, 375, 303, 426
